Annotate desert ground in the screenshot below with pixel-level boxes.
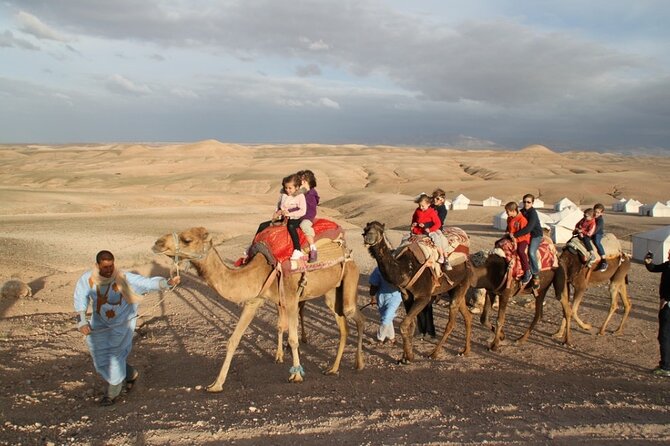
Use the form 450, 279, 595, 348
1, 141, 669, 445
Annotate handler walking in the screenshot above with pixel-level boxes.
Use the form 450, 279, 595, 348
645, 249, 670, 377
74, 250, 180, 405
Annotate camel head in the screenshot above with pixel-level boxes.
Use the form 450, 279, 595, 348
153, 227, 212, 261
362, 221, 386, 247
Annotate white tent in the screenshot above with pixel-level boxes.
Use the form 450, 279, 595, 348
554, 197, 577, 211
549, 207, 584, 244
640, 202, 670, 217
666, 200, 670, 207
482, 196, 502, 207
493, 210, 507, 230
623, 198, 643, 214
612, 198, 627, 212
451, 194, 470, 210
533, 198, 545, 209
632, 226, 670, 261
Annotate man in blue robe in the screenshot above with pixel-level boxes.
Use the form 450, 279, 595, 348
74, 250, 180, 406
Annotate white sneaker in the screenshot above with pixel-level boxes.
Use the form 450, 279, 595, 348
290, 249, 304, 260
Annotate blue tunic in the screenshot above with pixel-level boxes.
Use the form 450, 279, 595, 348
73, 271, 165, 385
369, 268, 402, 326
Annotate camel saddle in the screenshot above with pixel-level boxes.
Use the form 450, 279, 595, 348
495, 235, 558, 280
566, 233, 622, 265
249, 218, 346, 271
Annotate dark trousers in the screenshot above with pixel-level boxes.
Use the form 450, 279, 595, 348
593, 233, 605, 256
416, 303, 435, 337
287, 218, 302, 251
581, 235, 594, 252
517, 241, 529, 273
659, 303, 670, 370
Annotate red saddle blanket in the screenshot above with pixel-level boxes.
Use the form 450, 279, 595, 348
495, 236, 558, 279
251, 218, 343, 264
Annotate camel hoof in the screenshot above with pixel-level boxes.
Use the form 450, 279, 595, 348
206, 383, 223, 393
428, 350, 442, 360
288, 374, 304, 383
323, 368, 339, 376
397, 358, 411, 365
458, 349, 470, 357
488, 344, 499, 352
275, 357, 284, 364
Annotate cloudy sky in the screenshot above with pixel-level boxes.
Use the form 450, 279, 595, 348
1, 0, 669, 152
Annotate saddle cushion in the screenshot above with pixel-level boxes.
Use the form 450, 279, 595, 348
495, 236, 558, 279
566, 233, 622, 263
251, 218, 343, 264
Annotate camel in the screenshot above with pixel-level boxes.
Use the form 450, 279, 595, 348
362, 221, 473, 363
555, 249, 632, 337
153, 227, 365, 392
469, 250, 572, 351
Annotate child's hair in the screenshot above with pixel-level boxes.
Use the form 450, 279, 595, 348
282, 174, 301, 189
431, 188, 446, 201
414, 193, 431, 204
593, 203, 605, 212
297, 169, 317, 188
505, 201, 519, 212
583, 208, 594, 217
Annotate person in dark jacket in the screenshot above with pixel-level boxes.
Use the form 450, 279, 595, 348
593, 203, 608, 272
645, 248, 670, 377
512, 194, 544, 289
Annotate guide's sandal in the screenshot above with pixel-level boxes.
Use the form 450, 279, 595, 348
126, 370, 140, 391
99, 396, 116, 406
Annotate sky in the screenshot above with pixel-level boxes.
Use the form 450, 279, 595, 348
1, 0, 669, 152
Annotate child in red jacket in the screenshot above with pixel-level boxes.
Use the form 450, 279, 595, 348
505, 201, 532, 286
411, 194, 447, 264
573, 208, 597, 267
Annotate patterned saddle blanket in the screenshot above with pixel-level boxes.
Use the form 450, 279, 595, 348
495, 236, 558, 280
248, 218, 344, 269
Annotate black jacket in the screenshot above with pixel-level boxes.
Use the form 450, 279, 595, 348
515, 207, 543, 238
646, 261, 670, 302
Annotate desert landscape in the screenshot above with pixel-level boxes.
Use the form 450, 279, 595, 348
1, 141, 670, 445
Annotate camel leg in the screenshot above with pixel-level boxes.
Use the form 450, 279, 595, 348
600, 282, 631, 336
299, 301, 308, 344
516, 287, 546, 345
490, 291, 511, 351
286, 298, 304, 383
430, 285, 472, 358
480, 291, 494, 331
275, 325, 284, 364
399, 296, 429, 364
556, 279, 573, 346
321, 290, 346, 375
340, 261, 365, 370
571, 287, 593, 331
207, 297, 265, 393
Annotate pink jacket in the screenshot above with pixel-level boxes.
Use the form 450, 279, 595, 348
279, 192, 306, 219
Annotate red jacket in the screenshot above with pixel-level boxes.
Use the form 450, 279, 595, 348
508, 213, 530, 243
574, 217, 596, 237
411, 207, 441, 235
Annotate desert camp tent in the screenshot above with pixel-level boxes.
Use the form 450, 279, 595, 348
451, 194, 470, 210
549, 207, 584, 244
554, 197, 577, 211
612, 198, 627, 212
533, 198, 545, 209
667, 200, 670, 207
482, 196, 502, 207
640, 202, 670, 217
623, 199, 643, 214
493, 211, 507, 230
632, 226, 670, 261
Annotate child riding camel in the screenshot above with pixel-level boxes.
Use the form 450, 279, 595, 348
297, 170, 320, 263
505, 201, 532, 287
411, 193, 447, 265
573, 208, 597, 267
